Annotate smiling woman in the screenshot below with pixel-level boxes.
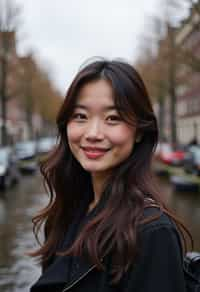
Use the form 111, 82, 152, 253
67, 79, 136, 181
29, 59, 190, 292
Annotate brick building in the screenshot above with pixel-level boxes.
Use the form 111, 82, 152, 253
175, 3, 200, 144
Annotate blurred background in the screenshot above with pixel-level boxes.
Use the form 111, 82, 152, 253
0, 0, 200, 291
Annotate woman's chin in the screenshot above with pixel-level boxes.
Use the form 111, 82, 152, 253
81, 162, 108, 174
83, 166, 105, 173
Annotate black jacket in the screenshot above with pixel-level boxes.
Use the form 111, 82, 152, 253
30, 202, 186, 292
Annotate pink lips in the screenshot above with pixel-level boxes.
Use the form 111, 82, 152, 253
81, 146, 110, 159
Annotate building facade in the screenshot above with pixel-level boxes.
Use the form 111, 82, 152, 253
175, 3, 200, 144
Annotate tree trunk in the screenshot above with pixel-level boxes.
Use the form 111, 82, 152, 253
168, 25, 177, 149
158, 96, 165, 142
25, 103, 34, 140
0, 55, 8, 146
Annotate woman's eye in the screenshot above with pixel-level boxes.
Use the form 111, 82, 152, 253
107, 115, 122, 123
72, 113, 87, 120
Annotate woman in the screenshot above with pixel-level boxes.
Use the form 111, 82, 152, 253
30, 59, 189, 292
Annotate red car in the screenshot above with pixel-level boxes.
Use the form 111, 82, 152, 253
156, 143, 186, 166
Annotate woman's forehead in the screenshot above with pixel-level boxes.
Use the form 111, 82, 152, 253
75, 79, 117, 110
77, 79, 113, 99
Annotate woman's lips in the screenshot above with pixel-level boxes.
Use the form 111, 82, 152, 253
81, 146, 110, 159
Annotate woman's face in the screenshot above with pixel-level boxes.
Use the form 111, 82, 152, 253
67, 79, 137, 178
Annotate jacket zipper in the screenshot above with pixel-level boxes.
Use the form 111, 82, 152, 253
61, 264, 96, 292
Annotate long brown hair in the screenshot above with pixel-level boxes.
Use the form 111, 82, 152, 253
30, 59, 191, 284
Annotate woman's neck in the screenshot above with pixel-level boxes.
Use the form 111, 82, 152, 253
88, 172, 110, 212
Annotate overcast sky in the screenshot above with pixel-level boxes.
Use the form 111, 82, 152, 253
15, 0, 166, 94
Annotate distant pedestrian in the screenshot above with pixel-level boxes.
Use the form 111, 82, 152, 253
30, 59, 190, 292
188, 137, 198, 147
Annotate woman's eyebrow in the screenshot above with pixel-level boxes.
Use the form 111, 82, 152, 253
75, 104, 119, 111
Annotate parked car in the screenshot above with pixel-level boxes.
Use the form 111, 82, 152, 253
36, 137, 57, 162
155, 143, 186, 166
37, 137, 56, 155
183, 145, 200, 176
14, 140, 38, 173
170, 175, 199, 193
0, 147, 20, 189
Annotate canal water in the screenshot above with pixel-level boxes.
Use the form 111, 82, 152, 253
0, 174, 46, 292
0, 173, 200, 291
157, 176, 200, 251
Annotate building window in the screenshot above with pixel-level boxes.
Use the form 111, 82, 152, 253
178, 101, 187, 116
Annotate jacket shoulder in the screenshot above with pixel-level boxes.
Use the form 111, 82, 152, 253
138, 206, 183, 262
140, 206, 177, 233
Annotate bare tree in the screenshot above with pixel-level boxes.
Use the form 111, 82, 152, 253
18, 54, 63, 139
165, 0, 200, 72
137, 0, 200, 148
0, 0, 21, 145
136, 13, 177, 145
185, 0, 200, 15
19, 54, 37, 139
149, 0, 198, 146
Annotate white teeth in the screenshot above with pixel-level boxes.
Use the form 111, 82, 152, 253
86, 149, 106, 153
81, 147, 110, 153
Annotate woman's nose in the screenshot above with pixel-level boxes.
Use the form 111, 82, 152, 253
85, 120, 104, 141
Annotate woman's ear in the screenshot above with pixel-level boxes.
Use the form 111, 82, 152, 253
135, 134, 142, 143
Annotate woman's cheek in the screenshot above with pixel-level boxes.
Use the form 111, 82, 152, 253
108, 126, 136, 145
67, 124, 82, 143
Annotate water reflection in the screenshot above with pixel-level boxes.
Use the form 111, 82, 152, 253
0, 174, 199, 291
158, 177, 200, 250
0, 174, 46, 292
0, 198, 6, 224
